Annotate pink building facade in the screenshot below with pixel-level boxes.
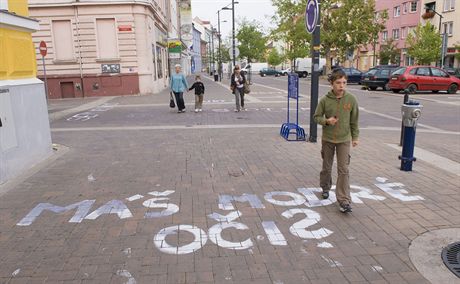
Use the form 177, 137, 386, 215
357, 0, 422, 70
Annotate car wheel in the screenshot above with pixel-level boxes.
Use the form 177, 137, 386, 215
392, 89, 401, 93
447, 84, 458, 94
384, 83, 391, 91
407, 84, 417, 94
369, 86, 377, 91
432, 90, 439, 93
275, 74, 280, 77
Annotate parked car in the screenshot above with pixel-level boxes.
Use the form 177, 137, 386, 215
259, 68, 282, 77
281, 68, 291, 76
389, 66, 460, 94
328, 67, 363, 84
444, 67, 460, 79
361, 65, 400, 91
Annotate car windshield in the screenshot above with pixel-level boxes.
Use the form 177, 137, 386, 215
367, 69, 378, 75
392, 67, 406, 75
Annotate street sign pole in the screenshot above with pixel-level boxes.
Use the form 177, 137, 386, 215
42, 56, 49, 102
306, 0, 320, 143
39, 41, 49, 102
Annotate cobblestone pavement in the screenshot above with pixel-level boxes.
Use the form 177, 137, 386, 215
0, 74, 459, 283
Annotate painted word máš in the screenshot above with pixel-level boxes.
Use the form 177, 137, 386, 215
16, 178, 424, 254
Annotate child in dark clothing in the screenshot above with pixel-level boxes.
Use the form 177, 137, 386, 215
189, 75, 205, 112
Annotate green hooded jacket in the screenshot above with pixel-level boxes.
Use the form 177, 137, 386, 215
313, 91, 359, 143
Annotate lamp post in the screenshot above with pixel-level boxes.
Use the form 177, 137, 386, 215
220, 2, 239, 72
217, 9, 227, 81
425, 6, 445, 68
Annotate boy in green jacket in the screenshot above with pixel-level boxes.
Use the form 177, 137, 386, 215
313, 69, 359, 213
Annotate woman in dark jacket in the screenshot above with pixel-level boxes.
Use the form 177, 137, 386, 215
230, 65, 246, 112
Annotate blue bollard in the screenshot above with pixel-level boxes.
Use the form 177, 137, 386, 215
399, 100, 423, 171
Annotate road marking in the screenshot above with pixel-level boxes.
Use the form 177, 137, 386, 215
49, 97, 115, 122
202, 75, 263, 102
387, 144, 460, 176
359, 107, 443, 131
51, 125, 460, 135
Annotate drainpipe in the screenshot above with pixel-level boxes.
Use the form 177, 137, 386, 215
74, 3, 85, 97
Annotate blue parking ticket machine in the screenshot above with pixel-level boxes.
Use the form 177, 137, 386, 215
280, 73, 306, 141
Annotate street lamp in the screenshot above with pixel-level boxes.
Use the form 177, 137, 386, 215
221, 1, 239, 68
217, 8, 228, 81
424, 5, 445, 68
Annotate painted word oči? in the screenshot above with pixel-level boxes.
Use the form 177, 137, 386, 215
17, 177, 423, 255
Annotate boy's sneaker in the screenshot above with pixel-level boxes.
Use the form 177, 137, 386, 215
234, 109, 239, 112
339, 203, 352, 213
195, 109, 198, 113
241, 107, 246, 111
199, 109, 202, 112
321, 191, 329, 199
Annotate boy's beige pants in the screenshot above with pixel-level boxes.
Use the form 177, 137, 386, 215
320, 140, 351, 205
195, 94, 203, 109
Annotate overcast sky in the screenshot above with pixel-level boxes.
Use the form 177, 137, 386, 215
191, 0, 276, 40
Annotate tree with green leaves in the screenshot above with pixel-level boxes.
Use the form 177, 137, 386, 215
379, 39, 400, 65
454, 43, 460, 62
271, 0, 311, 68
267, 48, 284, 67
406, 22, 442, 65
271, 0, 386, 73
236, 20, 268, 63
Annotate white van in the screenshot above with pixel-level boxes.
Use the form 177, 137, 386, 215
294, 58, 326, 78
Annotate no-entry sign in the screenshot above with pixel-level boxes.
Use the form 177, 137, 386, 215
39, 41, 47, 57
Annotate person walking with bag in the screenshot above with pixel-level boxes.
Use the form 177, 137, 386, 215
230, 65, 247, 112
170, 64, 188, 113
314, 69, 360, 213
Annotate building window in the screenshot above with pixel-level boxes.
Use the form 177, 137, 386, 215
392, 29, 400, 40
443, 21, 454, 36
0, 0, 8, 10
410, 1, 418, 12
96, 18, 118, 59
382, 31, 388, 41
443, 0, 455, 11
401, 27, 406, 39
407, 26, 416, 37
394, 6, 401, 17
52, 20, 75, 61
403, 2, 408, 14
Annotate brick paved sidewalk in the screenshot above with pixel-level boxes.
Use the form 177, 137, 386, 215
1, 73, 459, 283
1, 124, 458, 283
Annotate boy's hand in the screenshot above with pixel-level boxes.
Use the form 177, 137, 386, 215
326, 117, 338, 125
352, 140, 359, 147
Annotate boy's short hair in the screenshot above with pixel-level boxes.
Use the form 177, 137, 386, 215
329, 69, 348, 83
195, 75, 201, 80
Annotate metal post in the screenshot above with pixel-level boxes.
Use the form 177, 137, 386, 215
42, 56, 49, 102
218, 10, 222, 81
232, 0, 236, 66
211, 28, 215, 74
308, 0, 321, 143
399, 90, 409, 146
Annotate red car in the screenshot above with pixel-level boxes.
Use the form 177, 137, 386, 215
389, 66, 460, 94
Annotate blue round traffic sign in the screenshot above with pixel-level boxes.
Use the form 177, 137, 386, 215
305, 0, 319, 34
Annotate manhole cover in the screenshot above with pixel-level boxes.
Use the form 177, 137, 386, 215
441, 241, 460, 278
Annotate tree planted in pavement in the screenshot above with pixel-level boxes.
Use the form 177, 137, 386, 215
267, 48, 284, 67
406, 22, 442, 65
236, 20, 268, 63
379, 39, 400, 65
271, 0, 311, 69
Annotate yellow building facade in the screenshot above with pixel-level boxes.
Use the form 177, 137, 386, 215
0, 0, 37, 80
0, 0, 52, 184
